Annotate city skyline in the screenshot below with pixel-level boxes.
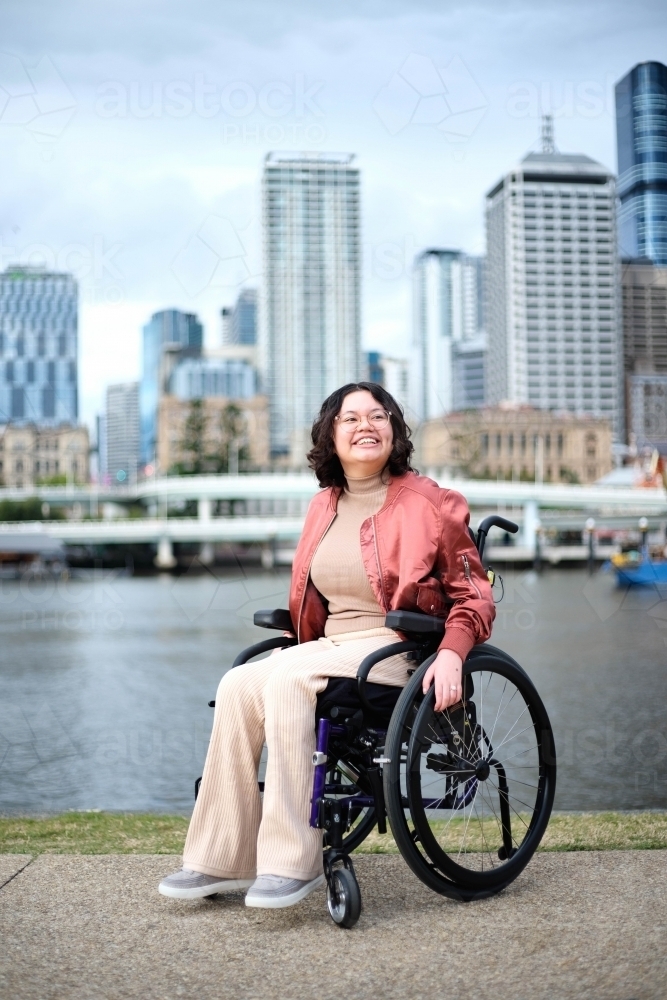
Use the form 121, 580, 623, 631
1, 0, 663, 430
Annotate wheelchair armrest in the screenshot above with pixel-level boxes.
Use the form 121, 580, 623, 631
253, 609, 295, 632
385, 610, 445, 636
232, 635, 297, 668
356, 640, 421, 715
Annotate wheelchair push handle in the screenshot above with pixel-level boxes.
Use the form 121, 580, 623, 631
475, 515, 519, 560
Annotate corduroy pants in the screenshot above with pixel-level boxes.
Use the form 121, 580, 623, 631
183, 628, 410, 881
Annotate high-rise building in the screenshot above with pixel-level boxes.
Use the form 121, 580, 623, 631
462, 255, 485, 341
411, 250, 485, 420
621, 258, 667, 449
0, 265, 78, 426
220, 307, 233, 346
628, 374, 667, 452
364, 351, 410, 412
621, 259, 667, 376
169, 358, 256, 400
261, 152, 361, 459
453, 336, 486, 410
485, 125, 621, 436
139, 309, 203, 464
615, 62, 667, 265
381, 356, 410, 413
106, 382, 140, 484
222, 288, 257, 346
365, 351, 384, 385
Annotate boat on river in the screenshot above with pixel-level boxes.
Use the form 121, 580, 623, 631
611, 551, 667, 586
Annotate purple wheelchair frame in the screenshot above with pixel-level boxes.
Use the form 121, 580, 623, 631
309, 716, 477, 832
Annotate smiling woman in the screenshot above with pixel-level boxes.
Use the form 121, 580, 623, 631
158, 380, 494, 911
306, 381, 415, 486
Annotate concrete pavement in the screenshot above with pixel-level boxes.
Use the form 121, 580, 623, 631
1, 851, 665, 1000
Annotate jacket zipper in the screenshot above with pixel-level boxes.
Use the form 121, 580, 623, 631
371, 515, 388, 612
297, 510, 337, 643
462, 554, 482, 601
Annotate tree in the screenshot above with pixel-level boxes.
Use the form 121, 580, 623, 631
177, 399, 208, 475
214, 403, 250, 473
445, 410, 484, 478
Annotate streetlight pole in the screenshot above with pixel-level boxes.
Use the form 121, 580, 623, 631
585, 517, 596, 575
638, 517, 649, 559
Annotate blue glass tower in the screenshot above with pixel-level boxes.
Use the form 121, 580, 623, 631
0, 266, 78, 426
233, 289, 257, 345
616, 61, 667, 264
139, 309, 203, 465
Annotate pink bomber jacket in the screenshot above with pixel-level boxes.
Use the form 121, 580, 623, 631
288, 470, 495, 661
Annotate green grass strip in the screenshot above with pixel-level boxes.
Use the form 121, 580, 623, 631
0, 813, 189, 855
355, 811, 667, 854
0, 810, 666, 856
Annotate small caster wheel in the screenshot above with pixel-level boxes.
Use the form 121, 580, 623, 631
327, 868, 361, 928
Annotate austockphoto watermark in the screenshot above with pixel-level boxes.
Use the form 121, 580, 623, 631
0, 236, 125, 303
22, 609, 124, 632
373, 53, 487, 142
170, 213, 259, 298
94, 74, 325, 121
506, 77, 617, 120
556, 722, 667, 772
1, 567, 125, 607
0, 52, 76, 143
92, 724, 212, 767
221, 122, 326, 145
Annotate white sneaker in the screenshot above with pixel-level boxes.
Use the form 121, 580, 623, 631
245, 873, 326, 909
158, 867, 254, 900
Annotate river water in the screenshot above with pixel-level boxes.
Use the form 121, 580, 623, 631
0, 564, 666, 815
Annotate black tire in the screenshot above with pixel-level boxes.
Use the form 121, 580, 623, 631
384, 646, 556, 901
327, 867, 362, 928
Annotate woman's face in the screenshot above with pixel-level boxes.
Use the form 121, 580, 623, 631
332, 389, 394, 477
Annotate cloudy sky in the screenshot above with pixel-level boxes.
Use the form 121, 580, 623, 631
0, 0, 664, 430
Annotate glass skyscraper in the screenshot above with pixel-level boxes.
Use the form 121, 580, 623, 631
139, 309, 203, 465
0, 265, 78, 426
411, 250, 485, 420
485, 144, 621, 435
222, 288, 257, 346
106, 382, 140, 484
616, 61, 667, 265
262, 152, 361, 459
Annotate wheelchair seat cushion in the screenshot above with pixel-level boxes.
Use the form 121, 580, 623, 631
316, 676, 403, 723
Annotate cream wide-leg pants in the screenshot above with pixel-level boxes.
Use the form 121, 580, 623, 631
183, 627, 411, 882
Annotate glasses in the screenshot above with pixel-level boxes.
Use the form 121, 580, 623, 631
335, 409, 391, 432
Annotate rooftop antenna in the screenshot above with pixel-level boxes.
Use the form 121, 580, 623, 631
541, 114, 556, 154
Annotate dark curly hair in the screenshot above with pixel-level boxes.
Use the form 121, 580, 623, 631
307, 381, 416, 489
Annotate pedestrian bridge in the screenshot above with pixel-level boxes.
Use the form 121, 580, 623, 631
0, 473, 664, 567
2, 472, 666, 513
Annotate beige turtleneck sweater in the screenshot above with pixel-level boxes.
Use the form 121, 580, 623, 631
310, 470, 389, 637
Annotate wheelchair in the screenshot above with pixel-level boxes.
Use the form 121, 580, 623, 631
196, 515, 556, 928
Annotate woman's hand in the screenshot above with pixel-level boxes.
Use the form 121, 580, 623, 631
422, 649, 463, 712
270, 632, 295, 656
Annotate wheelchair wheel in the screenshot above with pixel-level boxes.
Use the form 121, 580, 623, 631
327, 866, 361, 928
384, 645, 556, 901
